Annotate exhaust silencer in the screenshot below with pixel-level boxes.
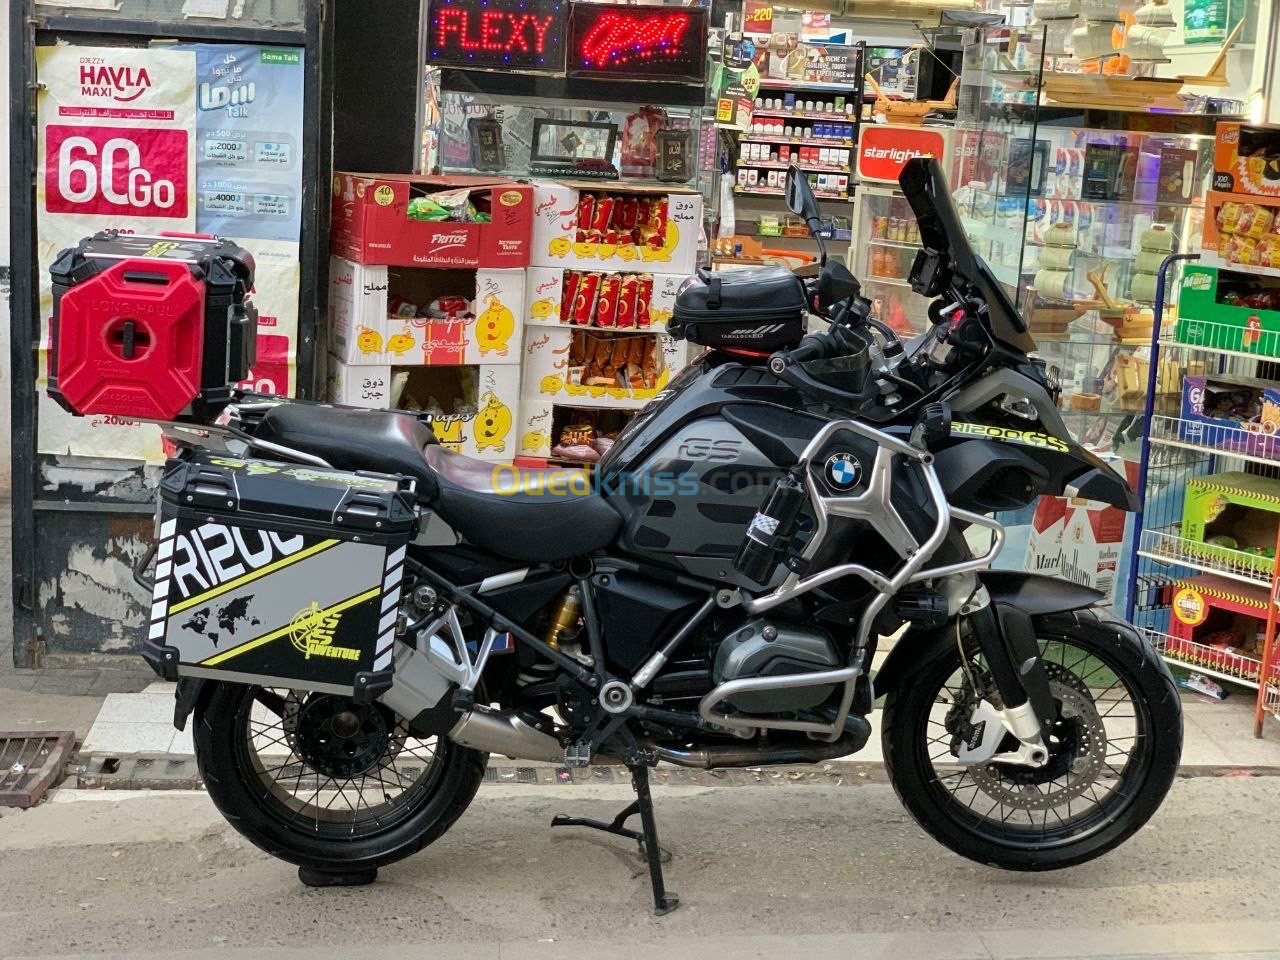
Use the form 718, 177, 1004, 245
449, 705, 563, 763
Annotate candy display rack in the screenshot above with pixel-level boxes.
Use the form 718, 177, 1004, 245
1125, 252, 1280, 737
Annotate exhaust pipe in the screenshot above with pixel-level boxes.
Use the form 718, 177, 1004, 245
644, 728, 868, 769
448, 705, 563, 763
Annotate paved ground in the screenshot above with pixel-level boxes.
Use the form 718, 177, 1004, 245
1, 778, 1279, 959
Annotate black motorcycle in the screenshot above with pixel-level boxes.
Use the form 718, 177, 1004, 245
156, 157, 1181, 913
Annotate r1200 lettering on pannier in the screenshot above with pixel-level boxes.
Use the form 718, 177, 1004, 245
142, 453, 418, 701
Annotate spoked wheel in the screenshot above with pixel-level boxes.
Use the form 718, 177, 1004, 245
883, 608, 1182, 870
196, 683, 485, 873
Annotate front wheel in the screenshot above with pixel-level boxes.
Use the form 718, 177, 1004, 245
882, 607, 1181, 870
196, 683, 485, 874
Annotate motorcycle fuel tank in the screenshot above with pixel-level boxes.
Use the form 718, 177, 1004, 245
599, 360, 827, 584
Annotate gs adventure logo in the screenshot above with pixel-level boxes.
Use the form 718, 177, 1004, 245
289, 602, 361, 661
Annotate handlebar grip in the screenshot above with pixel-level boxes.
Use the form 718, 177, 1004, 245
771, 334, 829, 372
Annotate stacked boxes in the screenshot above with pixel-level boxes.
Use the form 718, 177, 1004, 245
516, 181, 701, 462
1180, 123, 1280, 354
328, 173, 532, 461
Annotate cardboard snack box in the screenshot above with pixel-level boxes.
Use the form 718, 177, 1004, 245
1166, 573, 1266, 682
1180, 471, 1280, 575
331, 172, 532, 268
327, 358, 521, 462
1179, 374, 1280, 459
530, 180, 702, 274
1176, 265, 1280, 358
524, 266, 683, 331
1211, 122, 1280, 199
1200, 190, 1280, 276
519, 326, 688, 415
328, 258, 524, 366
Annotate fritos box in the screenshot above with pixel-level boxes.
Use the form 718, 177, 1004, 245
331, 172, 532, 268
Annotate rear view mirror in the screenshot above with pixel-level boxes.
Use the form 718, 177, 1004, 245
784, 166, 822, 222
784, 166, 827, 264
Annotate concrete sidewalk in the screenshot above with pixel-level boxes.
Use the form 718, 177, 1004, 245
65, 679, 1280, 770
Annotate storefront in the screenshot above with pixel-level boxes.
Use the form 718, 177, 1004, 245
9, 0, 1280, 733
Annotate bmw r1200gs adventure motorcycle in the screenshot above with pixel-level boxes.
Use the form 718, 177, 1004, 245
145, 157, 1181, 913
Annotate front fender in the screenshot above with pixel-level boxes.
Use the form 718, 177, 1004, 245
872, 571, 1104, 702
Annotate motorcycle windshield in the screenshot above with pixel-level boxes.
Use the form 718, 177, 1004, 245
899, 156, 1038, 356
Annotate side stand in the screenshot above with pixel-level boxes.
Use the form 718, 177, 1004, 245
550, 764, 679, 915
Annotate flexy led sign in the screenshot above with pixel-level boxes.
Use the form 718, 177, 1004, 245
429, 0, 566, 73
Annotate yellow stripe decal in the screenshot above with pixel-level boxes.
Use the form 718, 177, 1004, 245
199, 586, 381, 666
169, 539, 341, 615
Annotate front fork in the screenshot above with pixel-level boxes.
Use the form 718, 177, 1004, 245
955, 589, 1056, 768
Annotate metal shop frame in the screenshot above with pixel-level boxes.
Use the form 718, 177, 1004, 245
7, 1, 332, 667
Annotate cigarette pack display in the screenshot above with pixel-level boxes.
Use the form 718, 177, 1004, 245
48, 231, 257, 423
143, 450, 417, 699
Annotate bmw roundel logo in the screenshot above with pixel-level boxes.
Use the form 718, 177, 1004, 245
825, 453, 862, 491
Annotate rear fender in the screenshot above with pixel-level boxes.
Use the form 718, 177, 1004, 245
872, 571, 1104, 702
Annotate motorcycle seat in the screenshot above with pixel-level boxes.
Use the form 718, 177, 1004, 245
254, 404, 621, 562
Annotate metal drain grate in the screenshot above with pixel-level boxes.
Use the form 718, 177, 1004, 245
0, 731, 75, 808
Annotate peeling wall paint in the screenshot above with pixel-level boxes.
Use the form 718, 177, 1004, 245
39, 459, 160, 500
36, 515, 153, 656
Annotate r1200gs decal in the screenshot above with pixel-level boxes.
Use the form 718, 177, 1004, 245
950, 421, 1070, 454
168, 523, 332, 608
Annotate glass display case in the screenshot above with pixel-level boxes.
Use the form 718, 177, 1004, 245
849, 186, 932, 337
951, 15, 1240, 450
434, 86, 710, 193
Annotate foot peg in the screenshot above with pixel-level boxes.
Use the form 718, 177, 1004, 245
551, 764, 679, 915
298, 866, 378, 887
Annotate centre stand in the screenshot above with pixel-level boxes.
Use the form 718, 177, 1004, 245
551, 763, 679, 915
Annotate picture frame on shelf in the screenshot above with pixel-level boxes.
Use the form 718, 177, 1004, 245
655, 130, 691, 183
467, 116, 505, 173
529, 118, 619, 180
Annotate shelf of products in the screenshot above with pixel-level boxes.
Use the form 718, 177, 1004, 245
738, 133, 855, 147
735, 186, 851, 201
1127, 225, 1280, 734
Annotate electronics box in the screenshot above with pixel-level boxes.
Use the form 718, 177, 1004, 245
331, 172, 533, 268
48, 231, 257, 422
143, 452, 417, 701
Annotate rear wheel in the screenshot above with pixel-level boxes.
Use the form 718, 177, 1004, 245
196, 682, 485, 873
883, 608, 1181, 870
